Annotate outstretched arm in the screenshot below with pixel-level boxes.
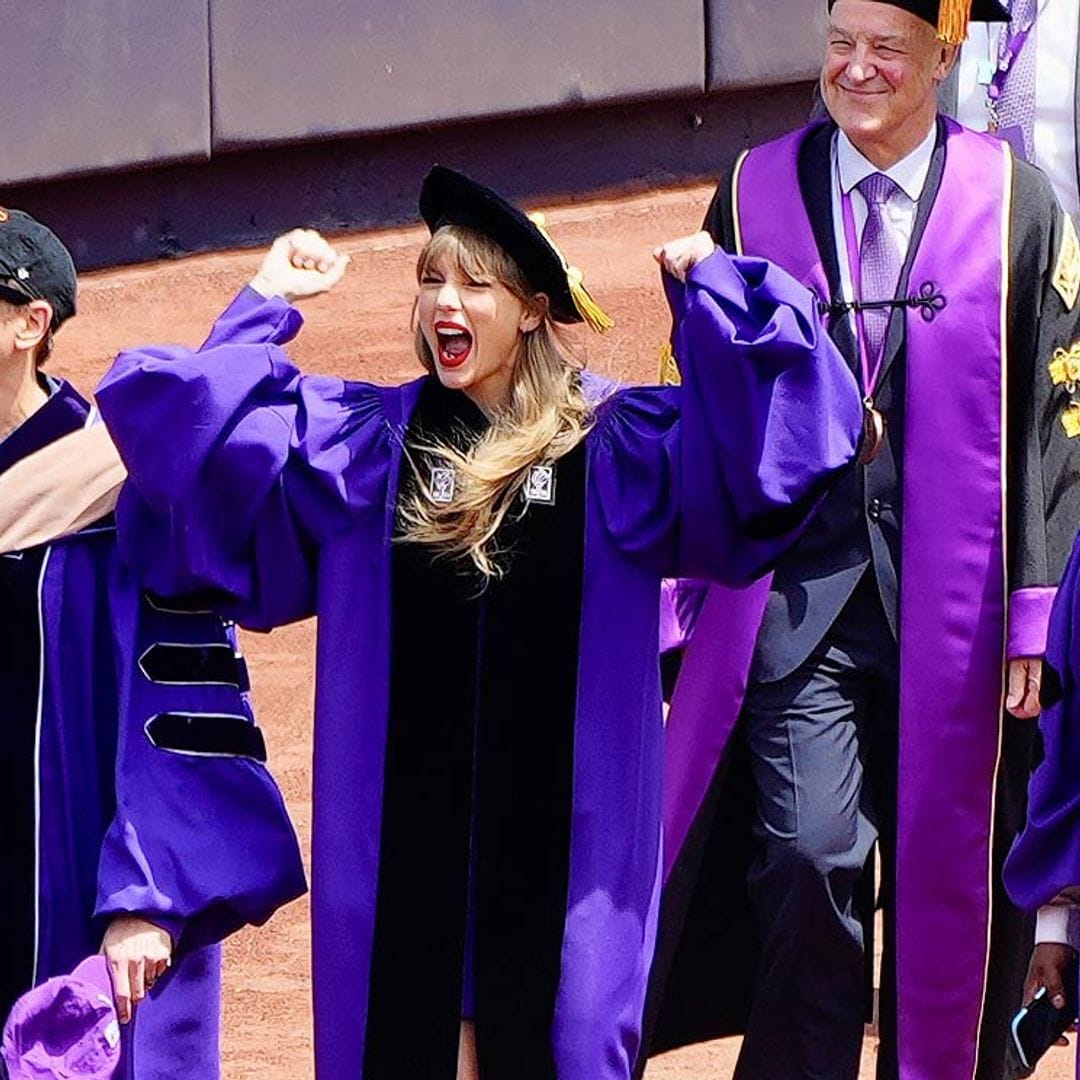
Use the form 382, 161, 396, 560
96, 231, 394, 629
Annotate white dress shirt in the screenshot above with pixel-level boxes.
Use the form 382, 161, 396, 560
831, 126, 937, 329
1036, 903, 1080, 949
956, 0, 1080, 223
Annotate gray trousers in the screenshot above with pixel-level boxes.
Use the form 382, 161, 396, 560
734, 575, 899, 1080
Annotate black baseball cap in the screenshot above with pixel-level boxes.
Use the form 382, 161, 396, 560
0, 209, 77, 331
419, 166, 612, 333
827, 0, 1009, 43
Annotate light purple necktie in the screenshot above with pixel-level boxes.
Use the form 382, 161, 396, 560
857, 171, 904, 379
994, 0, 1038, 160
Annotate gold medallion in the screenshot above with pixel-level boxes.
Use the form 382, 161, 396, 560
859, 400, 887, 465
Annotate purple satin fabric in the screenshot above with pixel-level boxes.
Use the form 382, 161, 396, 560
662, 578, 770, 879
665, 118, 1011, 1079
659, 579, 708, 655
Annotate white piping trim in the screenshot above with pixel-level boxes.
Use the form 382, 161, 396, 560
143, 593, 212, 616
731, 149, 751, 257
31, 546, 52, 984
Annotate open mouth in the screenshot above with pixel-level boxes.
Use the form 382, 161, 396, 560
435, 321, 474, 368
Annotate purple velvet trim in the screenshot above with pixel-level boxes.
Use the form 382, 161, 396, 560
1008, 587, 1057, 658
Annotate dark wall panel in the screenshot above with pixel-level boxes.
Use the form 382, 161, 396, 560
210, 1, 705, 148
707, 0, 827, 91
6, 84, 816, 271
0, 0, 211, 186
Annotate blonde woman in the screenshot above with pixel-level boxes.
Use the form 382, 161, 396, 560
94, 167, 862, 1080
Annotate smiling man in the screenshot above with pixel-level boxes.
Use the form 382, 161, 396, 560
646, 1, 1080, 1078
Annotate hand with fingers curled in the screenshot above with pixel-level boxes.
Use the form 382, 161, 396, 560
100, 915, 173, 1024
1024, 942, 1077, 1024
652, 230, 716, 283
1007, 656, 1044, 719
249, 227, 351, 304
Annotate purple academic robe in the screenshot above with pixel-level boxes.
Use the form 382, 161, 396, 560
95, 250, 861, 1079
1005, 530, 1080, 1078
0, 381, 305, 1079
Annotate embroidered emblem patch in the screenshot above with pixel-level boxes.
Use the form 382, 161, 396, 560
1049, 343, 1080, 437
1053, 213, 1080, 312
1050, 343, 1080, 388
523, 464, 556, 505
429, 466, 456, 504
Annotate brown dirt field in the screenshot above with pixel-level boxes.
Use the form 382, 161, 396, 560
51, 182, 1075, 1079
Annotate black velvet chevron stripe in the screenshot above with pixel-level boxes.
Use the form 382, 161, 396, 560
145, 713, 267, 762
139, 642, 246, 688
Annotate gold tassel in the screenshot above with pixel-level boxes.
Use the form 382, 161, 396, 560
1062, 403, 1080, 439
936, 0, 972, 44
658, 342, 682, 386
528, 212, 615, 334
566, 266, 615, 334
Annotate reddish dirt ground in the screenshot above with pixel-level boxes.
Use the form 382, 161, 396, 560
52, 182, 1075, 1078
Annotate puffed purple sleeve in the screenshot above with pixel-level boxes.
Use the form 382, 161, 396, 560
95, 290, 394, 630
592, 249, 862, 583
95, 570, 306, 951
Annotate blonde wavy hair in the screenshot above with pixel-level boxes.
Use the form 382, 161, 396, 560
398, 225, 595, 578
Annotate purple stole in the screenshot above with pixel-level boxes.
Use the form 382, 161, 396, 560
664, 119, 1012, 1079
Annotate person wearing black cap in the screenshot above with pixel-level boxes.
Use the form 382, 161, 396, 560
0, 209, 305, 1079
84, 167, 864, 1079
644, 1, 1080, 1078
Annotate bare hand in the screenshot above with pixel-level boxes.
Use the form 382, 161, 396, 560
1007, 656, 1043, 719
653, 231, 716, 282
249, 228, 350, 303
1024, 942, 1076, 1017
101, 916, 173, 1024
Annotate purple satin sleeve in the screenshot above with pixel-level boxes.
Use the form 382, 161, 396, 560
200, 285, 304, 349
95, 290, 393, 630
1008, 586, 1057, 659
674, 250, 862, 582
95, 576, 307, 952
592, 249, 862, 583
1005, 538, 1080, 910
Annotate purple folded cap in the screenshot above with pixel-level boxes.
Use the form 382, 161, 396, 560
1, 956, 120, 1079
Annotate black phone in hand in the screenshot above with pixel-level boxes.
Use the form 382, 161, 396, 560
1011, 952, 1079, 1073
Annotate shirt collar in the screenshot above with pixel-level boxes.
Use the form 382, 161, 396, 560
836, 123, 937, 202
